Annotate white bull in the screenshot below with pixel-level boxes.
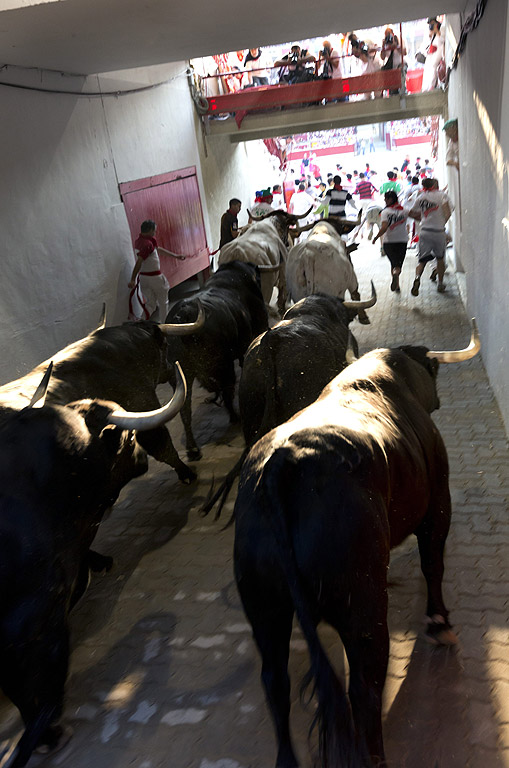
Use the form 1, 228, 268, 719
286, 218, 375, 324
217, 210, 311, 314
358, 203, 383, 247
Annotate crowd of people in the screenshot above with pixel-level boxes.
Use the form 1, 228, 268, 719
215, 144, 452, 304
205, 16, 447, 98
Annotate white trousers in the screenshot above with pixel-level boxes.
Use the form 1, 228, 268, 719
139, 273, 170, 322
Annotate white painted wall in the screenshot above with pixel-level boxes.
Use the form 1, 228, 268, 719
447, 0, 509, 431
0, 62, 275, 385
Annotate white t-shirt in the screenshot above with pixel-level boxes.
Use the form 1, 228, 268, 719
411, 189, 452, 231
330, 49, 342, 79
289, 190, 314, 216
245, 52, 270, 80
272, 192, 285, 210
380, 204, 408, 242
403, 184, 420, 206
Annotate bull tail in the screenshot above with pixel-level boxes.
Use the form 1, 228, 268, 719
200, 447, 249, 523
253, 334, 284, 444
261, 449, 367, 768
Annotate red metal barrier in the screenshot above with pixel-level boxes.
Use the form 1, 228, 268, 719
205, 69, 403, 127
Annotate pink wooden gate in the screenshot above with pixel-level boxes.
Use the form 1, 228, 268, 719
119, 167, 210, 287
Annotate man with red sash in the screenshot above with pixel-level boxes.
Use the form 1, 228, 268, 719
372, 191, 409, 293
128, 220, 186, 321
408, 178, 452, 295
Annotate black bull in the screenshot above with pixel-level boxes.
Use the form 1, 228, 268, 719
0, 367, 186, 768
202, 291, 375, 518
165, 261, 268, 460
0, 318, 203, 484
233, 327, 480, 768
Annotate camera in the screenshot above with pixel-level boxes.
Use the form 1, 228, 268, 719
385, 33, 394, 45
321, 45, 331, 56
290, 51, 300, 62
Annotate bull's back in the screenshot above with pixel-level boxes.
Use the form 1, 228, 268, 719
240, 318, 349, 445
235, 426, 391, 601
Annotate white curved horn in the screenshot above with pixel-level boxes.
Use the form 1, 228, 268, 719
345, 332, 358, 365
159, 302, 205, 335
28, 362, 54, 408
107, 362, 187, 430
426, 318, 481, 363
343, 281, 377, 311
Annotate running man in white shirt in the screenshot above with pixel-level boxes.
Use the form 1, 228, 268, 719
408, 178, 453, 295
372, 191, 409, 293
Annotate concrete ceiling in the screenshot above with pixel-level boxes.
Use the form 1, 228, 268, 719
0, 0, 466, 76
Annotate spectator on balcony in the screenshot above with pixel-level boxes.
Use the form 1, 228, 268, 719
244, 47, 270, 87
274, 45, 316, 85
419, 17, 446, 92
380, 27, 407, 95
319, 40, 342, 79
380, 28, 407, 71
348, 33, 379, 74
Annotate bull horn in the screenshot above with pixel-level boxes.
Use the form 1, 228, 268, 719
107, 362, 187, 430
95, 303, 107, 331
291, 206, 313, 221
343, 280, 377, 311
345, 332, 358, 365
426, 318, 480, 363
289, 220, 317, 237
247, 208, 278, 221
28, 362, 54, 408
159, 302, 205, 335
257, 262, 281, 273
329, 214, 358, 227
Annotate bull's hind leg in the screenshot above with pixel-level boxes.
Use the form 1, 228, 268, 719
1, 622, 70, 767
236, 577, 297, 768
416, 485, 457, 645
337, 589, 389, 767
217, 362, 239, 424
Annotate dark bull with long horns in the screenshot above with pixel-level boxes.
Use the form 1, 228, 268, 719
0, 362, 187, 767
233, 321, 480, 768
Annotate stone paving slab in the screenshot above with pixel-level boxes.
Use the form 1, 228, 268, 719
1, 243, 508, 767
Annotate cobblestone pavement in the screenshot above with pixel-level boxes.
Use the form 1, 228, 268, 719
1, 243, 509, 768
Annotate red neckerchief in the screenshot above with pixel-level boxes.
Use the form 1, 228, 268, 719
388, 203, 403, 210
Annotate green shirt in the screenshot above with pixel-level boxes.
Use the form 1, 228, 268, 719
379, 180, 401, 195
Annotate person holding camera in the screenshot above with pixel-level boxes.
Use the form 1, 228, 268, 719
348, 32, 379, 81
380, 27, 407, 71
418, 17, 446, 91
244, 47, 270, 87
274, 44, 316, 85
319, 39, 342, 79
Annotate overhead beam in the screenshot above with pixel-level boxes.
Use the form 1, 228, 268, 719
206, 90, 447, 143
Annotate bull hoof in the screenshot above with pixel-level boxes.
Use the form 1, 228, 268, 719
178, 463, 198, 483
186, 447, 202, 461
36, 724, 73, 755
425, 615, 458, 646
